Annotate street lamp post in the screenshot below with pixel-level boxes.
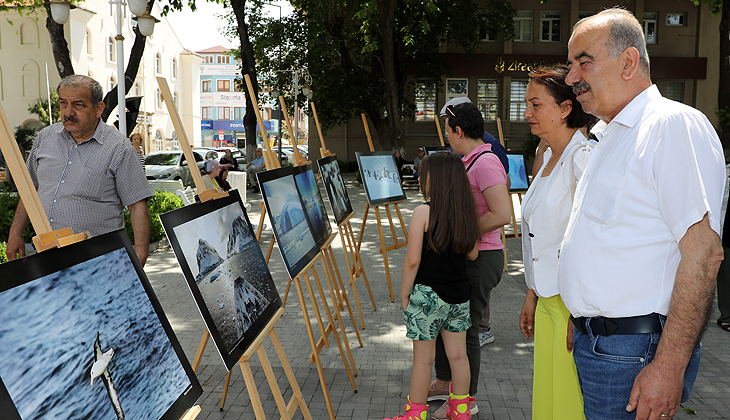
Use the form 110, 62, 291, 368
263, 2, 283, 162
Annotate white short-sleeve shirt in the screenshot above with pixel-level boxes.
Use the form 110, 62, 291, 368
558, 85, 726, 318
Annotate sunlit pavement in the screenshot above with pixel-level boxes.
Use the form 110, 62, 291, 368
145, 173, 730, 419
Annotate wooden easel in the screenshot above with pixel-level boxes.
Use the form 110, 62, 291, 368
356, 113, 409, 303
310, 103, 376, 328
160, 77, 313, 418
157, 77, 228, 203
291, 252, 358, 420
434, 113, 446, 147
0, 99, 203, 420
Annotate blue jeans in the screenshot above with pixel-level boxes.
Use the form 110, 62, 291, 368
572, 320, 702, 420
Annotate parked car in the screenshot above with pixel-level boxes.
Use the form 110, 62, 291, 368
145, 150, 205, 188
280, 146, 309, 162
214, 147, 247, 168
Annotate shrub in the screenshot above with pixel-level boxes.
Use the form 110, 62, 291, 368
124, 190, 184, 244
0, 191, 36, 244
0, 242, 7, 264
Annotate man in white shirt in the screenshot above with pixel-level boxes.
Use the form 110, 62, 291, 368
560, 8, 725, 420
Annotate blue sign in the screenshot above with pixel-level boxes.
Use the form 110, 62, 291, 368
209, 120, 276, 131
201, 120, 213, 129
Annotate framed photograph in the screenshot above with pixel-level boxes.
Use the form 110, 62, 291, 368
424, 146, 451, 155
507, 154, 529, 191
355, 151, 407, 206
0, 230, 202, 420
159, 189, 282, 370
317, 155, 353, 226
257, 166, 321, 278
293, 164, 332, 247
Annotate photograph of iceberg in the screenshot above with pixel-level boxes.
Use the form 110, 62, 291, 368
161, 190, 282, 370
258, 167, 321, 279
294, 164, 331, 247
0, 231, 202, 420
317, 155, 353, 225
356, 151, 407, 205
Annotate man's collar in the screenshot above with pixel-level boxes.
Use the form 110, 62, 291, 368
609, 85, 661, 129
56, 119, 105, 144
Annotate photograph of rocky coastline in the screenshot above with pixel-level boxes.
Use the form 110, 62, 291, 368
161, 192, 281, 370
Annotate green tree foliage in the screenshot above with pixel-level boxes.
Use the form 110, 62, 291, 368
27, 91, 60, 126
13, 126, 37, 157
246, 0, 515, 151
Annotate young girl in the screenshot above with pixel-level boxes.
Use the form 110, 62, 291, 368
385, 152, 480, 420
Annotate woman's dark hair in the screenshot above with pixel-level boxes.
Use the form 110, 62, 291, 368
419, 152, 480, 254
528, 65, 593, 129
446, 102, 484, 140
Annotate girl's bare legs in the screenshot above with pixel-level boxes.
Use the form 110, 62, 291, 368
440, 330, 470, 395
409, 339, 437, 404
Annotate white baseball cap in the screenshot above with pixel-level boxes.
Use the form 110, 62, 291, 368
439, 97, 472, 117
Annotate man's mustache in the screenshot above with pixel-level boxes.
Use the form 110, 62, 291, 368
63, 116, 79, 123
572, 81, 591, 96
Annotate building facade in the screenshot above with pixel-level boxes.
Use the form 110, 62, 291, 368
0, 0, 202, 154
315, 0, 722, 163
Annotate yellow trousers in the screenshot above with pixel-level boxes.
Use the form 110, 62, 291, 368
532, 295, 585, 420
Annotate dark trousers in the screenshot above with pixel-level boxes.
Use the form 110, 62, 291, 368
435, 249, 503, 396
717, 246, 730, 324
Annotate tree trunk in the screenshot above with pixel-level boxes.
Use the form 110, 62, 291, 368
231, 0, 259, 161
371, 115, 392, 151
379, 0, 404, 151
44, 3, 74, 78
101, 24, 147, 124
719, 2, 730, 153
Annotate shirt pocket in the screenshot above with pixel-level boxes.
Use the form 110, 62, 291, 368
72, 167, 106, 200
582, 174, 625, 224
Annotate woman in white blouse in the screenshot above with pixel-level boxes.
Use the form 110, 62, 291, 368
520, 66, 594, 420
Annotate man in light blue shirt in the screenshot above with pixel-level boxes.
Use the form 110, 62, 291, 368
246, 147, 267, 192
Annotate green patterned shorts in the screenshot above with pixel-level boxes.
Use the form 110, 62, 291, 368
403, 284, 471, 341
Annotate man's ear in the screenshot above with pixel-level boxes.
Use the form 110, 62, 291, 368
621, 47, 641, 80
454, 125, 465, 138
94, 101, 105, 119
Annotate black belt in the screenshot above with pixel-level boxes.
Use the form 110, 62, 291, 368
570, 313, 665, 336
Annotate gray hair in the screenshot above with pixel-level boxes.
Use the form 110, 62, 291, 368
57, 74, 104, 105
574, 8, 650, 76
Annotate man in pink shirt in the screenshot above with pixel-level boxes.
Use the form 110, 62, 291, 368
428, 101, 512, 418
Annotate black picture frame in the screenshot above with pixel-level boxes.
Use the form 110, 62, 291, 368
0, 230, 202, 420
355, 151, 407, 206
316, 155, 353, 226
257, 166, 321, 278
159, 189, 282, 371
293, 164, 332, 247
424, 146, 451, 155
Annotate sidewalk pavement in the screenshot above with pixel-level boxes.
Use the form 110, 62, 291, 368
145, 173, 730, 420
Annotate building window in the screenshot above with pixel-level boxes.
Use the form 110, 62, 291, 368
218, 106, 231, 120
644, 13, 658, 44
414, 79, 436, 121
446, 78, 468, 103
234, 107, 245, 120
86, 29, 92, 54
171, 132, 179, 150
21, 61, 39, 98
514, 11, 533, 42
477, 79, 499, 121
217, 79, 231, 92
480, 18, 498, 42
20, 22, 37, 46
663, 81, 685, 103
666, 13, 686, 26
202, 80, 212, 92
110, 76, 116, 90
134, 81, 141, 96
509, 80, 528, 121
155, 130, 164, 151
540, 12, 561, 42
155, 53, 162, 74
173, 92, 179, 108
156, 88, 163, 109
202, 106, 212, 119
172, 58, 178, 79
217, 55, 230, 64
108, 37, 115, 62
204, 55, 214, 64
